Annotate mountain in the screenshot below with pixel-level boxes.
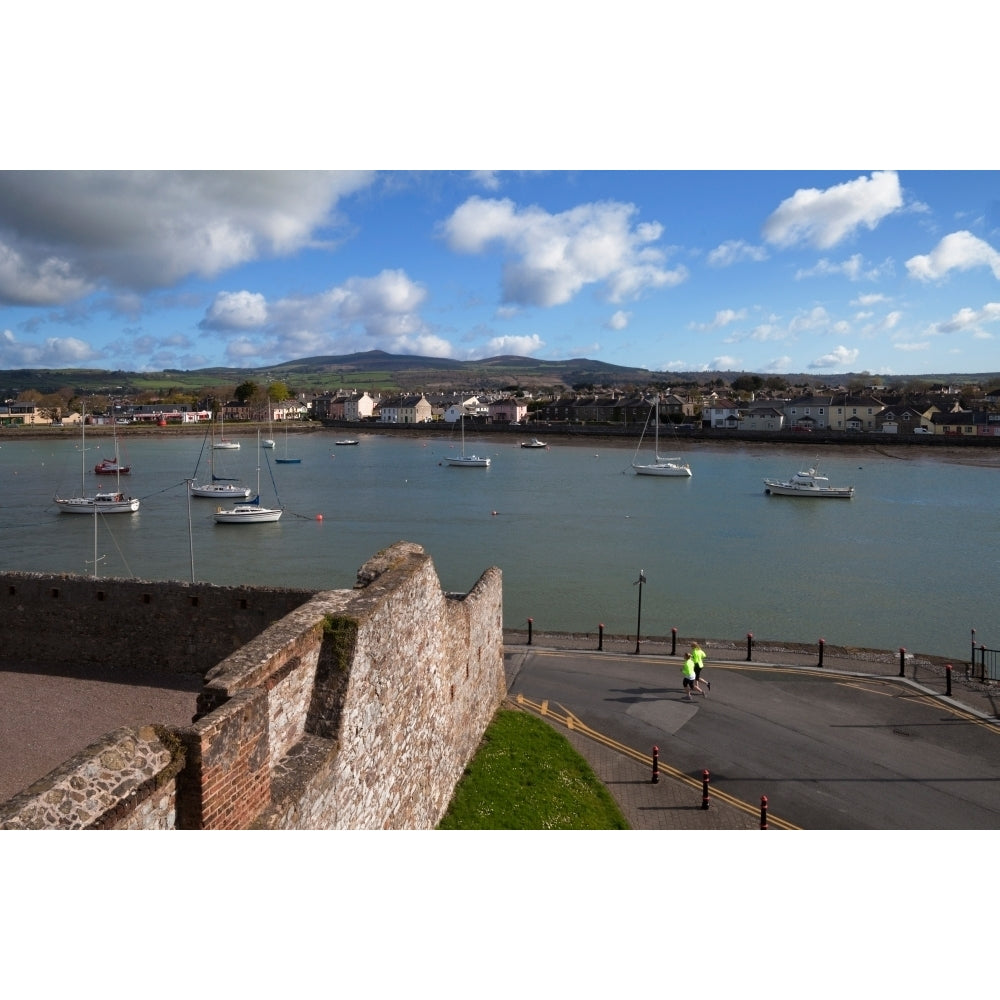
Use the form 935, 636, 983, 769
1, 353, 997, 400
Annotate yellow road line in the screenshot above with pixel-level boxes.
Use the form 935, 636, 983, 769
513, 693, 800, 830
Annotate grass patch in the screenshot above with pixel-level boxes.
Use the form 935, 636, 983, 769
438, 708, 629, 830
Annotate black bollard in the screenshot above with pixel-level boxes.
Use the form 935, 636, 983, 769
527, 617, 533, 646
652, 745, 659, 784
701, 769, 710, 810
598, 623, 604, 651
817, 638, 825, 668
671, 627, 677, 657
760, 795, 768, 830
946, 663, 952, 697
746, 632, 754, 662
899, 646, 906, 678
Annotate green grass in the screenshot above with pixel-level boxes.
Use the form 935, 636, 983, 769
438, 708, 629, 829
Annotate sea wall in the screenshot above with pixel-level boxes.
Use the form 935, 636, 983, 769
0, 541, 506, 830
0, 573, 315, 677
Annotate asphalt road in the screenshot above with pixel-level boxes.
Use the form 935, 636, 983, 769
504, 647, 1000, 830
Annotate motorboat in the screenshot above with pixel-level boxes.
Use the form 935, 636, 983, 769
764, 467, 854, 498
520, 438, 548, 449
335, 439, 360, 446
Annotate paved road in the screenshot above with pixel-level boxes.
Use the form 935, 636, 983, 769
504, 647, 1000, 829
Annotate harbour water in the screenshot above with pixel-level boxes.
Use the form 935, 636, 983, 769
2, 427, 999, 660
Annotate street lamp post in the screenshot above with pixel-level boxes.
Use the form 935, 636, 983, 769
633, 569, 646, 654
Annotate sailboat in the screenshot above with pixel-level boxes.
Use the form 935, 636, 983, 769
446, 413, 490, 467
213, 410, 240, 449
274, 416, 301, 464
213, 431, 283, 523
632, 396, 692, 477
55, 406, 141, 513
94, 417, 131, 475
262, 402, 276, 450
190, 420, 252, 499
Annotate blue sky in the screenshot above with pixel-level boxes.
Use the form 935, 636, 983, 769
5, 9, 996, 379
1, 169, 998, 377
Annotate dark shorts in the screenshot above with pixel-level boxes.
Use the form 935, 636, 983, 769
683, 677, 695, 688
694, 666, 703, 678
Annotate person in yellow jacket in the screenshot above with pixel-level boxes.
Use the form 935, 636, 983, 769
681, 652, 706, 701
691, 641, 710, 691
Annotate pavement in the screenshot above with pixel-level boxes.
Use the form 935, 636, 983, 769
502, 630, 1000, 831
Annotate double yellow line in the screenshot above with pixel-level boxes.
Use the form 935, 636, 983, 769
513, 693, 800, 830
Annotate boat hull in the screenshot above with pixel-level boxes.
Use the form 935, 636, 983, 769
446, 456, 490, 467
213, 505, 283, 523
764, 480, 854, 498
633, 462, 691, 477
55, 493, 140, 514
190, 482, 253, 499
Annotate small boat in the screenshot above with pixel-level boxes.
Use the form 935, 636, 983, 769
94, 456, 130, 476
93, 418, 131, 474
56, 490, 141, 514
446, 414, 490, 467
55, 408, 140, 514
764, 466, 854, 498
632, 397, 692, 477
274, 420, 301, 464
191, 422, 252, 499
335, 439, 360, 446
214, 432, 283, 524
262, 404, 276, 449
520, 438, 548, 449
213, 412, 240, 449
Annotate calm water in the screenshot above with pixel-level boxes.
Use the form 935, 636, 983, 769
3, 428, 999, 659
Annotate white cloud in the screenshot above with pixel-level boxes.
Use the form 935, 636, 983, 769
202, 268, 445, 364
764, 355, 793, 372
930, 301, 1000, 335
706, 240, 769, 267
440, 196, 687, 307
893, 341, 930, 352
763, 170, 903, 249
480, 333, 544, 357
606, 310, 630, 330
201, 290, 269, 330
853, 293, 887, 306
0, 328, 99, 366
905, 231, 1000, 282
795, 253, 892, 281
809, 345, 859, 369
711, 355, 740, 369
0, 171, 374, 306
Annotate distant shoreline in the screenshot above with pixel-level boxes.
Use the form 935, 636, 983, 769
3, 419, 1000, 465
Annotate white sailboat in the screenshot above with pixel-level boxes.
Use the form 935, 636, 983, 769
213, 431, 283, 523
190, 421, 252, 499
55, 407, 141, 514
213, 410, 240, 449
446, 413, 490, 467
632, 396, 692, 478
262, 401, 276, 449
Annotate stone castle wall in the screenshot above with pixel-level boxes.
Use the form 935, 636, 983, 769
0, 542, 505, 830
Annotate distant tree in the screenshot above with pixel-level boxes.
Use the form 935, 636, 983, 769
267, 381, 291, 403
731, 374, 763, 394
763, 376, 789, 392
235, 380, 259, 404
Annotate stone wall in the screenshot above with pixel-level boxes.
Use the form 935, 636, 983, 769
0, 573, 315, 677
0, 541, 505, 830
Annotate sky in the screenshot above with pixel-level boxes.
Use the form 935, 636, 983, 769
5, 7, 995, 383
2, 169, 998, 378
